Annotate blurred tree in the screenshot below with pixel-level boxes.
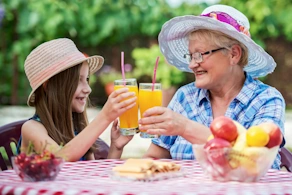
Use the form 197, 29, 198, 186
220, 0, 292, 107
0, 0, 174, 105
1, 0, 292, 106
132, 44, 186, 89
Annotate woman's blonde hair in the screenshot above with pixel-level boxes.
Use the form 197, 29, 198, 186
34, 63, 96, 156
189, 29, 248, 67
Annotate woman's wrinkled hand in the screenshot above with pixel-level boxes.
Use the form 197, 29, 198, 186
138, 107, 187, 136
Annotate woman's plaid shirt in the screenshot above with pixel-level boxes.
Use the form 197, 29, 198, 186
152, 74, 285, 169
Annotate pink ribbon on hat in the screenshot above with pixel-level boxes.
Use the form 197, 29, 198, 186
201, 12, 251, 37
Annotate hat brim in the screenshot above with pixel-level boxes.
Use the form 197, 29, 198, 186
27, 55, 104, 106
158, 15, 276, 78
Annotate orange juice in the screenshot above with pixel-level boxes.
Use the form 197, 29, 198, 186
139, 83, 162, 138
114, 79, 139, 135
139, 90, 162, 119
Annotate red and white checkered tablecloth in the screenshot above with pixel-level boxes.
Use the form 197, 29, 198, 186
0, 159, 292, 195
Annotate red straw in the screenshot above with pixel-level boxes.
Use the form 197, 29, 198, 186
152, 56, 160, 91
121, 51, 125, 85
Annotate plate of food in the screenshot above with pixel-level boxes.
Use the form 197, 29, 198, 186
111, 158, 184, 182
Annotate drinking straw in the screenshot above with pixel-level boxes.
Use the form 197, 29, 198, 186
152, 56, 160, 91
121, 51, 126, 85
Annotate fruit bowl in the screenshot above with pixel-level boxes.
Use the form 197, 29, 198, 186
11, 153, 64, 182
193, 144, 279, 182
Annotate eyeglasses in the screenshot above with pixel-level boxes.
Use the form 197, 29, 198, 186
183, 47, 226, 63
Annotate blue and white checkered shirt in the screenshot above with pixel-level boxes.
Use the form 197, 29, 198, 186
152, 74, 286, 169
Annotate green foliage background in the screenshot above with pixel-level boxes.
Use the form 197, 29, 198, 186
1, 0, 292, 106
132, 45, 185, 89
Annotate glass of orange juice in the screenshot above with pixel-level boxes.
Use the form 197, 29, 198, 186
139, 83, 162, 138
114, 78, 139, 135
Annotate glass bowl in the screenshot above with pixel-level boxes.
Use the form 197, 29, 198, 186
11, 154, 64, 182
192, 144, 279, 182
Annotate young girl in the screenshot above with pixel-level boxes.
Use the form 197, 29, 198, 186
19, 38, 136, 161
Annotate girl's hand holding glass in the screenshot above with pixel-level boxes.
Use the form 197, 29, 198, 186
100, 88, 137, 123
110, 119, 133, 150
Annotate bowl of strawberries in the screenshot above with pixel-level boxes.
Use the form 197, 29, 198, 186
12, 149, 64, 182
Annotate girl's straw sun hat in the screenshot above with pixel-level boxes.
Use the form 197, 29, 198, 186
24, 38, 104, 106
158, 4, 276, 78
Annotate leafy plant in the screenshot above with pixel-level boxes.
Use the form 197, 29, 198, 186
0, 0, 174, 105
132, 44, 186, 89
98, 64, 133, 85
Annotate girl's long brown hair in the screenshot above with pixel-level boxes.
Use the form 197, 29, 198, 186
34, 63, 95, 155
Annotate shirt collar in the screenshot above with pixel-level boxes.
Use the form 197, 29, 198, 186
197, 87, 209, 106
196, 73, 257, 106
235, 73, 258, 105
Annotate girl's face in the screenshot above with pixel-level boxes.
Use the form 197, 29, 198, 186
188, 39, 231, 90
71, 61, 92, 113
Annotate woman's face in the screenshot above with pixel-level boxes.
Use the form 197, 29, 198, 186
188, 38, 231, 90
71, 61, 91, 113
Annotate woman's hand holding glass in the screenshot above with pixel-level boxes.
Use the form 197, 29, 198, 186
138, 107, 188, 137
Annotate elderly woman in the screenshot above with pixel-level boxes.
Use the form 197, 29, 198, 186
139, 4, 285, 169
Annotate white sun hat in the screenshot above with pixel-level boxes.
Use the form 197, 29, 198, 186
24, 38, 104, 106
158, 4, 276, 78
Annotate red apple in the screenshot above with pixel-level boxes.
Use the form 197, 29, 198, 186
258, 122, 283, 148
204, 138, 232, 167
210, 116, 238, 142
204, 137, 232, 150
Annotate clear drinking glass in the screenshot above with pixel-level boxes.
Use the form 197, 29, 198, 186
139, 83, 162, 138
114, 78, 139, 135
